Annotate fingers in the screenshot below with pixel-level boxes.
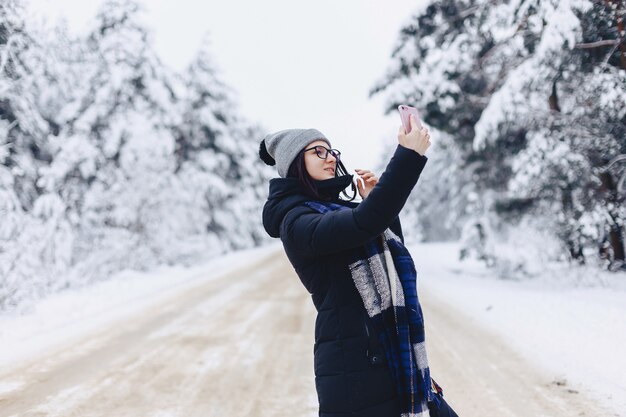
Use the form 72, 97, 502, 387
354, 169, 377, 189
409, 114, 419, 129
355, 169, 376, 179
355, 173, 366, 189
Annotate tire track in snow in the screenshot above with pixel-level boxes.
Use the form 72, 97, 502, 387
1, 247, 615, 417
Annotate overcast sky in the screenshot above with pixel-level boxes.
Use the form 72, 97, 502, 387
26, 0, 423, 172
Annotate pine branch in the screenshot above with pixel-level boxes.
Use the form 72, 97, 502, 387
605, 154, 626, 171
0, 35, 18, 75
574, 39, 621, 49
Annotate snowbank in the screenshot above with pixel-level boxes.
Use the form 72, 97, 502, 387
410, 241, 626, 417
0, 241, 282, 376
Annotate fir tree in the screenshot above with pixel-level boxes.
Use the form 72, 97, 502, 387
371, 0, 626, 273
179, 36, 272, 250
0, 0, 74, 311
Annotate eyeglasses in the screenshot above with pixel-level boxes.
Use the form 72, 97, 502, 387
303, 145, 341, 160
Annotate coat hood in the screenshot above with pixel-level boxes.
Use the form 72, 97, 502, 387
262, 174, 355, 238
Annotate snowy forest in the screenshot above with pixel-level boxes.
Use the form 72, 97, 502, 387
1, 0, 625, 314
371, 0, 626, 278
0, 0, 274, 313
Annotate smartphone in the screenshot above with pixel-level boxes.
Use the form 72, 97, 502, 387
398, 105, 422, 133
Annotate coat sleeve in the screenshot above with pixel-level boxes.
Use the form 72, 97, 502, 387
282, 144, 426, 257
389, 216, 404, 244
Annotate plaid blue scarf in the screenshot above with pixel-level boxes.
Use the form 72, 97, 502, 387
303, 201, 440, 417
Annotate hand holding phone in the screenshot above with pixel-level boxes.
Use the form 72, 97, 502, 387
398, 105, 422, 133
397, 104, 431, 156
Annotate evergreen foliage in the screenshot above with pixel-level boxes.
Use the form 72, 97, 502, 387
0, 0, 271, 312
371, 0, 626, 274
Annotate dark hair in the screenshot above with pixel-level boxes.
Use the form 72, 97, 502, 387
287, 149, 357, 202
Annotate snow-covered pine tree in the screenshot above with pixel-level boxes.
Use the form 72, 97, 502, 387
39, 0, 187, 284
0, 2, 30, 291
0, 0, 50, 208
371, 0, 626, 274
370, 0, 493, 247
0, 0, 75, 311
178, 36, 273, 251
1, 0, 274, 313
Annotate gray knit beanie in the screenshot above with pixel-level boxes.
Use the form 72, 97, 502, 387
259, 128, 331, 178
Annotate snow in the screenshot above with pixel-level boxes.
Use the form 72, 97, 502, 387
409, 241, 626, 417
1, 0, 272, 313
371, 0, 626, 277
0, 241, 281, 375
2, 240, 624, 414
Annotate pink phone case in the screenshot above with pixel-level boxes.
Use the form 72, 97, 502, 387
398, 105, 422, 133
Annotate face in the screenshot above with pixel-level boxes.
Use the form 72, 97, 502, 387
303, 140, 338, 180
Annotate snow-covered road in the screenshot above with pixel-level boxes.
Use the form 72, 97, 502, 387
0, 243, 621, 417
423, 286, 615, 417
0, 248, 319, 417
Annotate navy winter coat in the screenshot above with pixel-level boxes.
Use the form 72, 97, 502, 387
262, 144, 428, 417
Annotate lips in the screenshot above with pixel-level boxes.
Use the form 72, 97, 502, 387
325, 168, 335, 174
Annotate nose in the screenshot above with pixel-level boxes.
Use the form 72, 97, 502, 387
327, 152, 337, 163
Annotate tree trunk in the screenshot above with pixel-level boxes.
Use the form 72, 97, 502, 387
605, 0, 626, 70
609, 223, 625, 263
598, 170, 626, 266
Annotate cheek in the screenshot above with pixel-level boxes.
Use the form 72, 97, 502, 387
305, 156, 321, 170
304, 156, 325, 178
304, 157, 312, 172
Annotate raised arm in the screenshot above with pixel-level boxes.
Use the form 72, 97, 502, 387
282, 144, 426, 257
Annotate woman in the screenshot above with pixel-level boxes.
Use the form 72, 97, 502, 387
260, 115, 458, 417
